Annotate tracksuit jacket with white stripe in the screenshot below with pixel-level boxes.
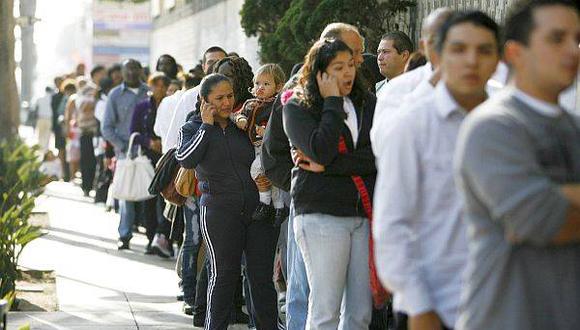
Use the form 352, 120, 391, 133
176, 114, 259, 214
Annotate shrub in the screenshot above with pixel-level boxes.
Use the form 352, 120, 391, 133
0, 139, 46, 299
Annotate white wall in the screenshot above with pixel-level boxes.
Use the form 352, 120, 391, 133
150, 0, 260, 72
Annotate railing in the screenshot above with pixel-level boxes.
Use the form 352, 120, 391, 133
410, 0, 517, 41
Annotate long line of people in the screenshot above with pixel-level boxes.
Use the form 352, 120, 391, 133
34, 0, 579, 329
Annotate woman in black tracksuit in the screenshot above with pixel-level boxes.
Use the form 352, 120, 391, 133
176, 73, 278, 330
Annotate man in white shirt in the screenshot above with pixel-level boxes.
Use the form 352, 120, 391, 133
35, 86, 55, 152
371, 7, 453, 157
373, 11, 501, 330
164, 46, 227, 150
375, 31, 413, 92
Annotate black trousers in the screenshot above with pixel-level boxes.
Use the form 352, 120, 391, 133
200, 204, 279, 330
143, 196, 171, 243
395, 312, 453, 330
80, 133, 96, 193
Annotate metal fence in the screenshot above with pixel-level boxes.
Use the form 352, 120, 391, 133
404, 0, 518, 43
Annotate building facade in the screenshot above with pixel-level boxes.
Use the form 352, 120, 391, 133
150, 0, 260, 72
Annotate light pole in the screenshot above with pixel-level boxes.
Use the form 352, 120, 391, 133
15, 0, 39, 113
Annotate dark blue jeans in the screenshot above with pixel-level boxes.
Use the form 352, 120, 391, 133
181, 202, 201, 305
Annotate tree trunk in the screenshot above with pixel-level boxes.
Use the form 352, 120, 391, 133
0, 0, 20, 141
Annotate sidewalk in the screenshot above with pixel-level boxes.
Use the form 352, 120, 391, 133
7, 182, 195, 329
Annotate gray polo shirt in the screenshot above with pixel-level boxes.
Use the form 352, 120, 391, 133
454, 88, 580, 330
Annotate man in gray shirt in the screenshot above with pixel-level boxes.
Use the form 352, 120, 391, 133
454, 1, 580, 329
101, 59, 149, 250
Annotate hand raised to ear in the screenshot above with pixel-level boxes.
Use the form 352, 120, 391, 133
200, 99, 215, 125
317, 71, 340, 98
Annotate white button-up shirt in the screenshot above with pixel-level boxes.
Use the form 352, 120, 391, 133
155, 89, 183, 153
371, 63, 433, 157
373, 83, 469, 328
164, 85, 200, 151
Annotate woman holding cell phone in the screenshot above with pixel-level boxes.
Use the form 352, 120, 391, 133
283, 38, 378, 329
176, 73, 278, 330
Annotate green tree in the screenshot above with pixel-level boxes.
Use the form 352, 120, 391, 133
240, 0, 416, 74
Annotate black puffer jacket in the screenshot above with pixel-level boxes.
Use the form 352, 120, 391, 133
176, 114, 258, 214
282, 93, 376, 218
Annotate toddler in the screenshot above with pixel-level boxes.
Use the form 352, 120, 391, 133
234, 64, 287, 224
40, 150, 62, 181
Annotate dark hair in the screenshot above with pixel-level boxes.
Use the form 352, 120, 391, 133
381, 31, 414, 54
505, 0, 579, 46
202, 46, 227, 65
406, 52, 428, 72
107, 64, 121, 77
182, 73, 199, 89
297, 38, 368, 109
96, 77, 113, 100
156, 54, 178, 79
213, 57, 254, 108
90, 65, 105, 79
435, 11, 501, 54
195, 73, 232, 113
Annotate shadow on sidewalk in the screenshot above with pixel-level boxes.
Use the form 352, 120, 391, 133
42, 232, 176, 270
57, 274, 179, 304
48, 226, 120, 245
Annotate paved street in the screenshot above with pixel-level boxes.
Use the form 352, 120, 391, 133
7, 181, 232, 329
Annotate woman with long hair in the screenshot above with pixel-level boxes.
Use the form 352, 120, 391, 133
212, 56, 254, 112
176, 74, 278, 330
283, 38, 378, 329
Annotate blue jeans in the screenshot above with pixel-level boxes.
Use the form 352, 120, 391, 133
294, 213, 372, 330
182, 202, 201, 305
118, 200, 136, 240
286, 206, 309, 330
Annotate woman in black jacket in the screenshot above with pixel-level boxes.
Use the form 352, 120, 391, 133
283, 38, 377, 329
176, 74, 278, 330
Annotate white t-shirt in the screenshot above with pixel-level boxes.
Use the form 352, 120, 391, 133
343, 97, 358, 146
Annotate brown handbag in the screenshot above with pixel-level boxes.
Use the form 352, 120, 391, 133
175, 167, 197, 197
160, 168, 186, 206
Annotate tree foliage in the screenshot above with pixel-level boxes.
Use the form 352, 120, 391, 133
0, 139, 47, 299
240, 0, 416, 74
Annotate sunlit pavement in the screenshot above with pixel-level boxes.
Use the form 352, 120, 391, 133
8, 181, 248, 329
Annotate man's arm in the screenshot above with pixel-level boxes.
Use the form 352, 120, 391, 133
101, 93, 127, 152
262, 95, 293, 192
165, 90, 196, 150
456, 115, 574, 246
373, 111, 435, 317
552, 185, 580, 244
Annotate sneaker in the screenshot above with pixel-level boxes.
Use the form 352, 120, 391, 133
251, 202, 275, 222
193, 312, 205, 327
273, 207, 289, 227
117, 238, 130, 250
151, 234, 172, 258
182, 302, 193, 315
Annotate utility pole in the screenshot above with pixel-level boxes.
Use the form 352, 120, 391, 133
16, 0, 39, 110
0, 0, 20, 139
